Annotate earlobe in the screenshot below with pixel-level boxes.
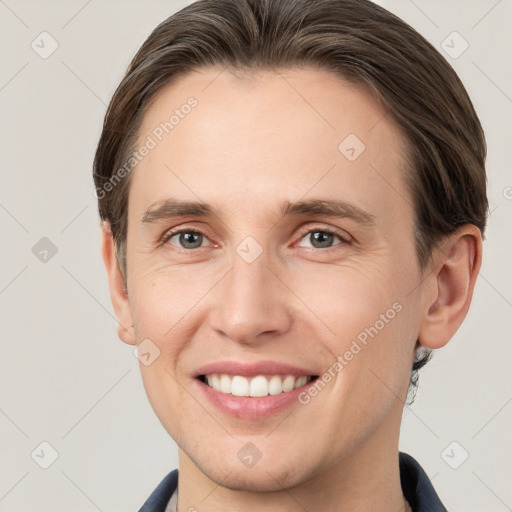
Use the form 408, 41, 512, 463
101, 222, 136, 346
418, 225, 482, 350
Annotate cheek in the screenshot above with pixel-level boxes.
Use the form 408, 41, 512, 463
327, 296, 408, 391
127, 270, 195, 395
300, 260, 416, 400
293, 259, 403, 342
131, 276, 196, 441
128, 264, 206, 339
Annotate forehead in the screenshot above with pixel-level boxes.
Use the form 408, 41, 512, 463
129, 66, 412, 227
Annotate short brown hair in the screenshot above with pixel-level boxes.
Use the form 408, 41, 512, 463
93, 0, 488, 397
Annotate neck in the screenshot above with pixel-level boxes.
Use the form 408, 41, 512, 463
175, 402, 407, 512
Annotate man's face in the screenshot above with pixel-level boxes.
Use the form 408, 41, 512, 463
123, 67, 425, 489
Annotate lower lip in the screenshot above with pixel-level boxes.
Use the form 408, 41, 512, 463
193, 377, 317, 419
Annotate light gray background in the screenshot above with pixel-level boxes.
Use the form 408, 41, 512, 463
0, 0, 510, 510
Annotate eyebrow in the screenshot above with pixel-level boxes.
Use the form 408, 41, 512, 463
281, 199, 375, 225
141, 197, 376, 226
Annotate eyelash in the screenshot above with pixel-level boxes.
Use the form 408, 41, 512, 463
159, 225, 351, 251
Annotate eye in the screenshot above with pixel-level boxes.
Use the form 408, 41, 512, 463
160, 226, 350, 251
296, 227, 349, 249
162, 229, 210, 250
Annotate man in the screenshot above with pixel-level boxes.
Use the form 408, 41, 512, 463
93, 0, 487, 510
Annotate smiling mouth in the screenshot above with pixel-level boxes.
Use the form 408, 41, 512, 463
198, 374, 319, 397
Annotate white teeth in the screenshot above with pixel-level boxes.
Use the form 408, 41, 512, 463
250, 375, 269, 397
231, 376, 249, 396
220, 374, 231, 394
268, 375, 283, 395
282, 375, 296, 392
294, 376, 308, 389
203, 373, 313, 397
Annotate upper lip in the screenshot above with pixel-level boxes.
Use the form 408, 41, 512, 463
194, 360, 318, 378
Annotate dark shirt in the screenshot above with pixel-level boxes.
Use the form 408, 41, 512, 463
138, 451, 447, 511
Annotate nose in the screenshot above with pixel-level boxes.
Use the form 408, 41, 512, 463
209, 247, 292, 346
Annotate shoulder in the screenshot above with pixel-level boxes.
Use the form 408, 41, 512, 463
138, 469, 179, 512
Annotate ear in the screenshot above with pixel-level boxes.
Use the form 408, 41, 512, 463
418, 225, 483, 349
101, 222, 136, 346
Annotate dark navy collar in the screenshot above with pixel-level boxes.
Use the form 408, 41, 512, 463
139, 451, 447, 511
399, 452, 448, 511
139, 468, 178, 512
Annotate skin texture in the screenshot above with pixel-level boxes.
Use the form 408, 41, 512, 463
101, 67, 482, 511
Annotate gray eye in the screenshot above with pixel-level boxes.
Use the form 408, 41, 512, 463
168, 231, 205, 249
298, 231, 342, 249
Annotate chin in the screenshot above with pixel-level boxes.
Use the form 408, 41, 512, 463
205, 464, 306, 492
